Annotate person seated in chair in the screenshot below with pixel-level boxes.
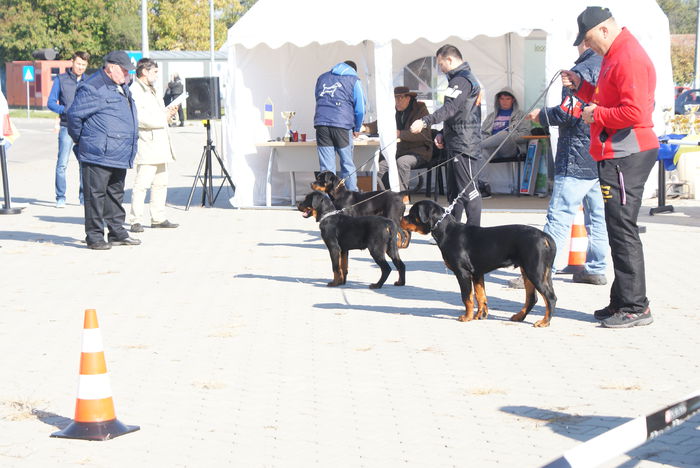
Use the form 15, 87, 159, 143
479, 88, 531, 195
362, 87, 432, 197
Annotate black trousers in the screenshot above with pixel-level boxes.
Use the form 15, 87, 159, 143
81, 162, 129, 245
446, 151, 482, 226
597, 149, 657, 313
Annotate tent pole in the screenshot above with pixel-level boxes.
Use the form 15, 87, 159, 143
506, 33, 513, 88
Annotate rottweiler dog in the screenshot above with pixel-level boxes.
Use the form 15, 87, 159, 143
298, 191, 406, 289
311, 171, 410, 248
401, 200, 557, 327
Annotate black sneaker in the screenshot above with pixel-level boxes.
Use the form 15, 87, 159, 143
601, 308, 653, 328
593, 305, 616, 320
151, 220, 179, 229
110, 237, 141, 246
573, 271, 607, 285
87, 241, 111, 250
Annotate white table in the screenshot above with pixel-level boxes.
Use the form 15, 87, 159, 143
256, 139, 381, 206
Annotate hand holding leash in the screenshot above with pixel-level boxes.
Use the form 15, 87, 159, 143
582, 103, 597, 124
560, 70, 581, 90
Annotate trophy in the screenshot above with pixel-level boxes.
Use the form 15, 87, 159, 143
662, 107, 673, 136
281, 111, 296, 141
685, 104, 699, 135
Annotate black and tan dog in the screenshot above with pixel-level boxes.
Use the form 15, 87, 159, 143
298, 190, 406, 289
311, 171, 410, 248
401, 200, 557, 327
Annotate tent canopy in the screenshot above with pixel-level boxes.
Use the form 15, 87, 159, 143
224, 0, 673, 207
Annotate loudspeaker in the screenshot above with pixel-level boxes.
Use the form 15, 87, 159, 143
186, 77, 221, 120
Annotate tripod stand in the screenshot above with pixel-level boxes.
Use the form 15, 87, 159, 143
186, 120, 235, 210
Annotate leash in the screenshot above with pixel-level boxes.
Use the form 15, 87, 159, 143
432, 70, 563, 229
332, 70, 563, 218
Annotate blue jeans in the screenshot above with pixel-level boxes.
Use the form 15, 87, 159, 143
544, 176, 608, 274
55, 126, 83, 203
317, 130, 357, 191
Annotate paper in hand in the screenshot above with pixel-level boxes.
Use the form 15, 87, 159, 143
167, 92, 188, 109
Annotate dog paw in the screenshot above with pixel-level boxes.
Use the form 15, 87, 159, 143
369, 283, 383, 289
457, 314, 473, 322
327, 282, 340, 287
533, 319, 550, 328
394, 280, 405, 286
510, 312, 526, 322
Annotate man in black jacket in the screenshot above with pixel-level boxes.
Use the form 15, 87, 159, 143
410, 44, 483, 225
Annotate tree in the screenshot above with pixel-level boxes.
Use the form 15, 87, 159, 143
0, 0, 141, 66
658, 0, 698, 34
0, 0, 255, 66
149, 0, 255, 51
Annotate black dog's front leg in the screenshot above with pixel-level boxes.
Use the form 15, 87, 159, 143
327, 245, 344, 287
455, 269, 475, 322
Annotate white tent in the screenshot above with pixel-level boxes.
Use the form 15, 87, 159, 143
223, 0, 673, 207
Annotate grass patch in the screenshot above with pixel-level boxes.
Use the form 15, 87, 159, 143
9, 109, 56, 119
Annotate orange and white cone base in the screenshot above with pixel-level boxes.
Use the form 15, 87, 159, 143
51, 309, 139, 441
562, 205, 588, 274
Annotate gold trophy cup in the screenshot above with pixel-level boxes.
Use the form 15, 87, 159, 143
281, 111, 296, 141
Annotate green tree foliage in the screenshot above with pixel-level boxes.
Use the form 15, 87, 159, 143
0, 0, 141, 66
0, 0, 255, 66
149, 0, 255, 51
658, 0, 698, 33
658, 0, 699, 84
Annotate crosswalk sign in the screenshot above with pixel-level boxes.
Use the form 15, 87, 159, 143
22, 66, 35, 82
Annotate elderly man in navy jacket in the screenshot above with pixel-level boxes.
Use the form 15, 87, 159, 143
68, 51, 140, 250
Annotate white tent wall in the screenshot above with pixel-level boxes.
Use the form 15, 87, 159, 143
224, 0, 673, 207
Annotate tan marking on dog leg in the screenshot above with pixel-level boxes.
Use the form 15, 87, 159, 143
340, 252, 348, 285
473, 277, 489, 320
534, 293, 553, 328
458, 291, 475, 322
510, 269, 537, 322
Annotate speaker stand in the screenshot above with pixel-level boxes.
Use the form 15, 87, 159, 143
185, 120, 235, 210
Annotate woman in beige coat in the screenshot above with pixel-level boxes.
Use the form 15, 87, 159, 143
129, 58, 179, 232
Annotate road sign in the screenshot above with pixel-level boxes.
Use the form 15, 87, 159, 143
22, 66, 35, 82
127, 52, 143, 74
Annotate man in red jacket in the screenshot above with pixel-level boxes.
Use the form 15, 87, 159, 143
562, 7, 658, 328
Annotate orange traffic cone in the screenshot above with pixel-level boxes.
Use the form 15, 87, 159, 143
562, 205, 587, 273
51, 309, 139, 441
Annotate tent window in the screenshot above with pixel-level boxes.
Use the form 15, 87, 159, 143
401, 56, 447, 111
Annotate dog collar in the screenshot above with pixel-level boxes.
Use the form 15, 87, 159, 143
431, 208, 453, 231
319, 209, 343, 222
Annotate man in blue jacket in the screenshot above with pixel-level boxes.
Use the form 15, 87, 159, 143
313, 60, 365, 191
511, 45, 608, 288
67, 51, 140, 250
47, 51, 90, 208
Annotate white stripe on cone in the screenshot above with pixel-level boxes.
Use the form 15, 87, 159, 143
81, 328, 104, 353
76, 373, 113, 400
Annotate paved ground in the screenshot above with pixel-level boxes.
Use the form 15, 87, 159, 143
0, 118, 699, 467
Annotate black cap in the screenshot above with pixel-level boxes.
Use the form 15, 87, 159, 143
104, 50, 135, 71
573, 7, 613, 46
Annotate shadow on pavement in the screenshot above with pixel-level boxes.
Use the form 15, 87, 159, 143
31, 408, 72, 430
35, 215, 83, 225
0, 230, 82, 247
502, 405, 700, 468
